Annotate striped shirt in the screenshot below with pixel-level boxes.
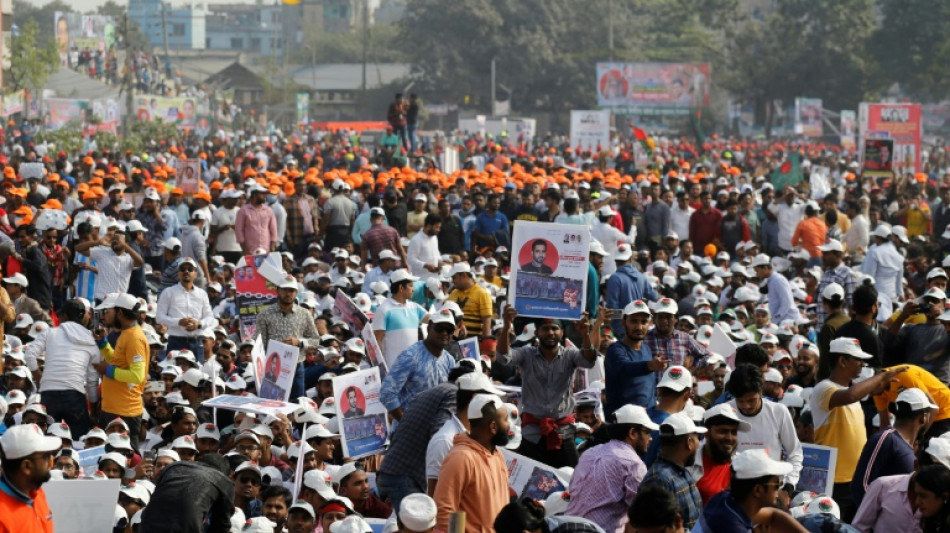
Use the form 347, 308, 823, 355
564, 440, 647, 533
446, 284, 492, 337
73, 253, 97, 301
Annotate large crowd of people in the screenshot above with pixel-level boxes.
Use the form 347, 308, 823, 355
0, 114, 949, 533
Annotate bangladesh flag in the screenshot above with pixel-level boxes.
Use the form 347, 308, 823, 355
771, 153, 803, 190
632, 127, 652, 157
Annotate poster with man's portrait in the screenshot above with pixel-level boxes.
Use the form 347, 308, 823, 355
332, 368, 389, 459
509, 221, 590, 320
254, 340, 298, 402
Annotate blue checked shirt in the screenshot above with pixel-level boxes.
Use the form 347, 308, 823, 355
641, 457, 702, 530
379, 341, 456, 411
644, 329, 710, 371
815, 263, 856, 329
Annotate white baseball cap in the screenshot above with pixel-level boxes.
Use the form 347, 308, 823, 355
449, 263, 472, 277
613, 404, 660, 430
870, 225, 891, 239
278, 274, 299, 290
896, 388, 938, 411
821, 282, 845, 300
817, 239, 844, 253
390, 269, 417, 284
468, 393, 504, 420
763, 368, 784, 384
659, 411, 707, 436
731, 449, 793, 479
651, 297, 678, 315
162, 237, 183, 251
303, 424, 338, 440
657, 366, 692, 392
457, 372, 504, 395
171, 435, 197, 451
378, 249, 398, 261
828, 337, 873, 359
196, 423, 221, 441
0, 423, 62, 460
892, 225, 910, 243
303, 469, 337, 500
329, 516, 373, 533
589, 240, 609, 257
623, 299, 651, 316
749, 254, 771, 268
804, 496, 841, 519
2, 273, 27, 287
703, 403, 751, 432
429, 308, 456, 327
424, 278, 446, 300
399, 494, 438, 532
614, 243, 633, 261
924, 437, 950, 468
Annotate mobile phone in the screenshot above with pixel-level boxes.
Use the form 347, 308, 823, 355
143, 450, 156, 462
608, 308, 624, 320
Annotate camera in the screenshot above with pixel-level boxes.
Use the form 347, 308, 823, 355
918, 301, 932, 315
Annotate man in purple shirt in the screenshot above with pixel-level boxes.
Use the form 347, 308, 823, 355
564, 404, 656, 533
235, 183, 278, 254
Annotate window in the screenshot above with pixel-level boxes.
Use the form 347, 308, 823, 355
250, 38, 261, 49
230, 37, 243, 49
172, 23, 186, 36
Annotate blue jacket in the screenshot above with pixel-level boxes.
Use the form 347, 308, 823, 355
605, 264, 658, 335
604, 341, 656, 417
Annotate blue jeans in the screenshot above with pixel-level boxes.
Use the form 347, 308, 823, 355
166, 335, 205, 363
291, 362, 305, 401
41, 389, 92, 440
407, 123, 418, 153
376, 472, 425, 512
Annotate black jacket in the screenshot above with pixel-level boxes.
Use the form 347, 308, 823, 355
140, 462, 235, 533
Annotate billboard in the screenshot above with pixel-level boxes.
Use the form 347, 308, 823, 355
55, 13, 116, 68
570, 110, 610, 152
43, 98, 89, 131
840, 110, 856, 150
858, 103, 922, 175
795, 98, 823, 137
134, 96, 202, 130
595, 62, 710, 115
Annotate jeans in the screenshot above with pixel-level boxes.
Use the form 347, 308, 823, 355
376, 472, 425, 512
166, 335, 205, 363
99, 410, 143, 451
407, 123, 418, 153
291, 362, 305, 401
41, 389, 92, 440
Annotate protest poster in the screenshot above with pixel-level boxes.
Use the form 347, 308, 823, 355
334, 291, 368, 335
361, 322, 388, 380
76, 444, 105, 475
175, 158, 202, 194
250, 335, 265, 390
570, 110, 610, 152
254, 340, 298, 402
596, 62, 711, 114
840, 110, 856, 150
458, 336, 480, 360
502, 449, 571, 501
333, 367, 389, 458
202, 394, 299, 417
795, 98, 823, 137
859, 102, 922, 174
708, 323, 737, 368
296, 92, 310, 126
796, 444, 837, 496
509, 221, 589, 320
863, 139, 894, 177
496, 384, 522, 406
90, 98, 122, 134
234, 254, 278, 340
46, 478, 120, 533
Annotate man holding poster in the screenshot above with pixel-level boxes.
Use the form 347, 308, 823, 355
509, 221, 590, 321
497, 306, 597, 468
256, 274, 319, 400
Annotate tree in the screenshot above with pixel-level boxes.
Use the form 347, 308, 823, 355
7, 18, 59, 93
293, 23, 407, 65
870, 0, 950, 101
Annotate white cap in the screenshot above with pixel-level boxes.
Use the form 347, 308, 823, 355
390, 269, 418, 284
13, 314, 33, 329
278, 274, 299, 290
143, 187, 161, 201
98, 451, 129, 469
244, 517, 279, 533
763, 368, 784, 384
817, 239, 844, 253
896, 388, 938, 411
657, 366, 692, 392
804, 496, 841, 519
731, 449, 793, 479
429, 308, 457, 326
289, 501, 316, 519
120, 482, 151, 506
303, 469, 337, 500
2, 273, 28, 287
892, 225, 909, 243
589, 240, 609, 257
162, 237, 182, 251
927, 268, 949, 281
303, 424, 338, 440
106, 432, 133, 451
870, 225, 891, 239
424, 277, 446, 301
171, 435, 197, 451
235, 460, 262, 476
331, 462, 361, 485
614, 243, 633, 261
749, 254, 771, 268
0, 424, 62, 459
196, 423, 221, 441
623, 299, 651, 316
821, 282, 845, 300
651, 297, 678, 315
828, 337, 873, 359
399, 494, 438, 531
659, 411, 707, 436
457, 372, 504, 395
414, 194, 427, 202
114, 293, 140, 311
468, 393, 504, 420
176, 368, 208, 388
542, 491, 572, 517
924, 437, 950, 468
449, 263, 472, 277
759, 333, 779, 346
613, 404, 660, 430
330, 516, 373, 533
703, 404, 751, 432
923, 287, 947, 300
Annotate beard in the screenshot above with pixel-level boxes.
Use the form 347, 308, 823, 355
684, 449, 697, 467
706, 441, 733, 463
491, 429, 511, 448
315, 287, 330, 297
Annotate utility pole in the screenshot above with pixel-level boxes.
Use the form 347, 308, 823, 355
490, 57, 496, 117
161, 2, 171, 80
608, 0, 614, 62
122, 13, 133, 137
361, 0, 368, 96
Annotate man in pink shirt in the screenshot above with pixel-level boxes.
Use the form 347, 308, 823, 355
235, 183, 278, 254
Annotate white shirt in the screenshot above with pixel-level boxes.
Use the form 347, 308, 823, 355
844, 213, 869, 252
861, 241, 904, 300
156, 283, 217, 338
30, 322, 102, 402
407, 230, 441, 281
671, 204, 694, 241
728, 398, 803, 486
271, 201, 287, 242
89, 246, 135, 300
426, 415, 466, 479
768, 200, 806, 251
211, 206, 241, 252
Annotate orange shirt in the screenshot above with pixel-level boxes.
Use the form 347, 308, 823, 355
0, 479, 54, 533
792, 217, 828, 257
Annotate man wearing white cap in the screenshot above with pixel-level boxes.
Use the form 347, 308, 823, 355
688, 404, 752, 505
645, 297, 711, 373
74, 230, 145, 303
257, 273, 320, 399
811, 337, 908, 521
565, 404, 657, 533
605, 300, 666, 417
605, 246, 658, 337
860, 224, 903, 300
815, 239, 856, 329
885, 287, 950, 382
639, 412, 706, 530
433, 394, 510, 533
592, 206, 634, 279
211, 188, 244, 264
156, 257, 215, 363
373, 269, 428, 368
0, 424, 60, 532
398, 493, 437, 533
236, 182, 278, 255
692, 449, 803, 533
750, 253, 799, 324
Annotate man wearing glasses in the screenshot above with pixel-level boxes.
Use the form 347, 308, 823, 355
156, 257, 215, 362
0, 423, 60, 532
232, 460, 264, 519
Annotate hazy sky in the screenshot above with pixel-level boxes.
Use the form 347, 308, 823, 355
32, 0, 272, 14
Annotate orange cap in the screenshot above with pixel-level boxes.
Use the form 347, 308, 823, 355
171, 188, 184, 195
41, 199, 63, 210
194, 191, 212, 202
210, 181, 223, 190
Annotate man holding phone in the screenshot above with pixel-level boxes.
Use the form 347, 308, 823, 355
884, 288, 950, 382
74, 231, 145, 305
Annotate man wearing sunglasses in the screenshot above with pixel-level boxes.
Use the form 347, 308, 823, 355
0, 423, 60, 533
232, 460, 264, 520
155, 257, 215, 363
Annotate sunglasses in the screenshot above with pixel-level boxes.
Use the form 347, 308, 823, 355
179, 267, 196, 273
433, 324, 455, 334
237, 475, 261, 486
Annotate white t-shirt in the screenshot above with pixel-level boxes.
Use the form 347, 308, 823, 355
212, 206, 241, 252
728, 398, 803, 486
372, 298, 427, 367
426, 416, 466, 479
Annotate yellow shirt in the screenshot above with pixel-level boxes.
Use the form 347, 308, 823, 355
447, 284, 493, 337
887, 310, 926, 325
101, 325, 150, 417
906, 206, 930, 237
479, 275, 503, 288
406, 210, 428, 239
874, 365, 950, 421
812, 379, 866, 483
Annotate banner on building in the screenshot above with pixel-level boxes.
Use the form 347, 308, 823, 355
570, 110, 610, 152
596, 62, 710, 115
509, 221, 590, 321
794, 98, 823, 137
54, 13, 116, 68
2, 90, 24, 116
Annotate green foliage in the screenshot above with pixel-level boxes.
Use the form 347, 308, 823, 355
293, 23, 407, 64
34, 129, 83, 155
120, 120, 181, 154
7, 18, 60, 92
870, 0, 950, 101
